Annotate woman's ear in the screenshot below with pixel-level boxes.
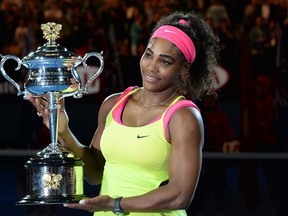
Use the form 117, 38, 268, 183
181, 61, 191, 79
183, 61, 192, 70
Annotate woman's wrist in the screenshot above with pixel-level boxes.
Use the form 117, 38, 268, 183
58, 128, 68, 137
112, 197, 129, 215
58, 127, 71, 147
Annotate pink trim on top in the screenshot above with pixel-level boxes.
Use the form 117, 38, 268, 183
112, 86, 138, 124
112, 87, 200, 139
163, 100, 200, 140
114, 86, 138, 104
112, 86, 161, 125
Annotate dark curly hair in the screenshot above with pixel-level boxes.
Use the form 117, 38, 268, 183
151, 11, 220, 100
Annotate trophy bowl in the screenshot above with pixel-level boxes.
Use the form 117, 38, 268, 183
0, 22, 104, 205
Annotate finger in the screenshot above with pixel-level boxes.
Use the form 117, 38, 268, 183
34, 98, 42, 108
78, 197, 98, 205
36, 97, 50, 111
35, 97, 50, 117
63, 203, 86, 209
63, 201, 94, 212
37, 112, 43, 117
40, 96, 48, 107
34, 99, 44, 113
38, 108, 49, 119
59, 98, 65, 110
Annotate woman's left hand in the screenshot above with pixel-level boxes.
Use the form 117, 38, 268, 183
63, 195, 113, 213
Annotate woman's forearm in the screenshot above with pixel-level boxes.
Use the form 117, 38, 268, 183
59, 128, 102, 185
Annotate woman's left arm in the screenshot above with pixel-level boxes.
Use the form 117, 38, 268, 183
121, 106, 204, 211
64, 106, 204, 213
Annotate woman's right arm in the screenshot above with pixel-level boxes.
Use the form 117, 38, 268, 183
58, 93, 121, 184
26, 93, 120, 185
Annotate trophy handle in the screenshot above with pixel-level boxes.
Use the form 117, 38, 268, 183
73, 51, 104, 98
0, 55, 25, 96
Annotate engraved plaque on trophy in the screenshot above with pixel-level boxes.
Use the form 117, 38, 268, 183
0, 22, 104, 204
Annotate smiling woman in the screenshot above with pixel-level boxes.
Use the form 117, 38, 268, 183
27, 10, 220, 216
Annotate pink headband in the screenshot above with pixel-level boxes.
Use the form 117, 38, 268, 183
150, 24, 196, 63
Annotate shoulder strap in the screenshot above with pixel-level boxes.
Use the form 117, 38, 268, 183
111, 86, 140, 124
112, 86, 139, 110
162, 97, 200, 140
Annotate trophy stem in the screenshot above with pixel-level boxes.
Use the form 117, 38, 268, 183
47, 92, 60, 151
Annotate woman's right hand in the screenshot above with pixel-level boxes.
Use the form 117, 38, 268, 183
25, 94, 69, 135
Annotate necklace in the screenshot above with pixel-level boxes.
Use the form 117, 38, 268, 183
141, 89, 177, 110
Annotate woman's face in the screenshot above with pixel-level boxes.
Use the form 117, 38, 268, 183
140, 38, 187, 93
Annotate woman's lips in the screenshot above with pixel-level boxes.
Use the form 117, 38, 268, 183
144, 74, 160, 82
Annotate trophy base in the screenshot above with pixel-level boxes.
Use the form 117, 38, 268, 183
16, 194, 87, 205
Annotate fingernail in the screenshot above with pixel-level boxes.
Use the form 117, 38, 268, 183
79, 200, 85, 204
63, 203, 68, 207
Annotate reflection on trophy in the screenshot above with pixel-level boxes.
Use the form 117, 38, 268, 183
0, 22, 104, 204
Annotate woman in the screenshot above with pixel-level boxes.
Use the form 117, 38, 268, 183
29, 10, 219, 215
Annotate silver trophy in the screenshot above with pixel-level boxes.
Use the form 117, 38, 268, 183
0, 22, 104, 204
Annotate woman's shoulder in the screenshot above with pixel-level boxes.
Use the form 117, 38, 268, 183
101, 86, 140, 112
170, 100, 203, 128
166, 99, 202, 126
168, 99, 200, 114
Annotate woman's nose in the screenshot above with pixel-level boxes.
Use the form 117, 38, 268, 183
148, 59, 158, 72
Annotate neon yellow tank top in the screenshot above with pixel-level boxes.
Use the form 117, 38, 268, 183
97, 87, 195, 215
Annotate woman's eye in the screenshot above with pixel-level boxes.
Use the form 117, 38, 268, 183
145, 52, 152, 58
161, 60, 172, 65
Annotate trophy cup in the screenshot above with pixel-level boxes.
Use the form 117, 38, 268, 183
0, 22, 104, 204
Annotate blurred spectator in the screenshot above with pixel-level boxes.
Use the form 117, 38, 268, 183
43, 1, 64, 23
2, 39, 21, 56
255, 75, 278, 213
243, 0, 260, 31
190, 94, 239, 215
254, 75, 276, 151
202, 94, 238, 152
217, 17, 240, 100
206, 0, 230, 31
248, 15, 278, 82
248, 14, 278, 86
192, 0, 208, 13
143, 0, 155, 29
244, 0, 259, 18
261, 0, 271, 22
14, 18, 29, 57
248, 16, 270, 55
129, 7, 146, 57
